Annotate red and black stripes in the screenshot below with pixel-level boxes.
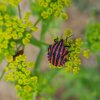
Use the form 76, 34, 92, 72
48, 39, 68, 66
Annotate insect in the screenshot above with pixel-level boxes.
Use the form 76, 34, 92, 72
13, 49, 24, 60
48, 39, 68, 66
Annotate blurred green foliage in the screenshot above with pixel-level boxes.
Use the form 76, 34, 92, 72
72, 0, 100, 14
84, 22, 100, 53
38, 67, 100, 100
72, 0, 90, 11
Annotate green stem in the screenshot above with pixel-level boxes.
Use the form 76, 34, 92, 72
32, 28, 47, 74
96, 54, 100, 71
33, 46, 47, 75
18, 4, 22, 19
33, 49, 45, 75
0, 70, 5, 80
34, 18, 41, 26
16, 44, 23, 51
30, 37, 48, 48
0, 63, 10, 80
33, 92, 37, 100
46, 69, 61, 84
39, 68, 62, 93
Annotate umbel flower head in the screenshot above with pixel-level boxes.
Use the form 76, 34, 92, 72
4, 54, 38, 100
0, 2, 37, 63
85, 22, 100, 53
48, 29, 83, 74
32, 0, 71, 19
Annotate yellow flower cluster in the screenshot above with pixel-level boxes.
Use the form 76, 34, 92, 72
49, 63, 62, 68
65, 37, 83, 74
0, 9, 35, 63
4, 54, 38, 100
38, 0, 71, 19
2, 0, 22, 6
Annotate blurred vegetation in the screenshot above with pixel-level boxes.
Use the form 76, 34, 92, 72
36, 67, 100, 100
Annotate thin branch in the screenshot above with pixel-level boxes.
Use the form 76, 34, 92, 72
18, 4, 22, 19
32, 29, 47, 75
0, 70, 5, 80
33, 18, 41, 26
0, 63, 9, 80
30, 37, 49, 48
32, 49, 45, 75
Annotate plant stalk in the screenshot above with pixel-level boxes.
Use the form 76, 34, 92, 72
30, 37, 48, 48
0, 70, 5, 80
96, 54, 100, 72
18, 4, 22, 19
34, 18, 41, 26
32, 28, 48, 75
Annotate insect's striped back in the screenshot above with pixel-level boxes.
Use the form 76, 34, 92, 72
48, 39, 68, 66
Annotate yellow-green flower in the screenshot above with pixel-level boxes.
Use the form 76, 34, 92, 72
6, 55, 13, 62
31, 26, 38, 32
73, 67, 80, 74
75, 38, 83, 46
24, 12, 31, 21
66, 66, 72, 72
83, 49, 90, 59
64, 29, 72, 37
22, 38, 30, 45
61, 12, 68, 20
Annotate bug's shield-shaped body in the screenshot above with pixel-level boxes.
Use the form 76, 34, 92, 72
48, 39, 68, 67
